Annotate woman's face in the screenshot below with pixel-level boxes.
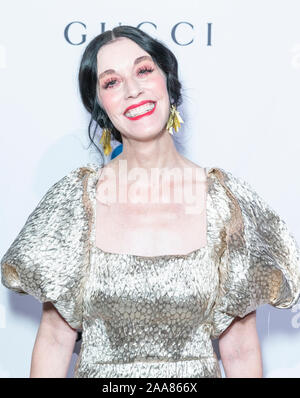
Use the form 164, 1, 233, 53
96, 37, 170, 140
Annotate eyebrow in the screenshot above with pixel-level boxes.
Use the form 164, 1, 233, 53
98, 55, 153, 80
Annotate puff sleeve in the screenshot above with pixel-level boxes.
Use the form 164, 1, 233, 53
209, 168, 300, 339
0, 165, 95, 332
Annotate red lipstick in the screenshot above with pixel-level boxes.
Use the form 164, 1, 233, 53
123, 100, 156, 115
124, 101, 157, 121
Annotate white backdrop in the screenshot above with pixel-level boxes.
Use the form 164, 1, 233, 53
1, 0, 300, 378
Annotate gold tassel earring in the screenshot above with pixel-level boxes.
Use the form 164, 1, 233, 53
166, 104, 184, 135
100, 128, 112, 156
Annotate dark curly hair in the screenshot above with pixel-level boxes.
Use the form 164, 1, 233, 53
78, 25, 183, 163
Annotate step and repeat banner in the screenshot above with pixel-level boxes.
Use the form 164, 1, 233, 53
0, 0, 300, 377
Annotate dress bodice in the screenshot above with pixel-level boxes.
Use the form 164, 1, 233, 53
74, 170, 224, 377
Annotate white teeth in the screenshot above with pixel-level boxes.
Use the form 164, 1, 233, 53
125, 102, 155, 118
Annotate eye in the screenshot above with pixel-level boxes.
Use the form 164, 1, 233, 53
103, 78, 118, 89
102, 65, 155, 89
137, 66, 154, 75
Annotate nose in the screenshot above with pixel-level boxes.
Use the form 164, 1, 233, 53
124, 75, 143, 99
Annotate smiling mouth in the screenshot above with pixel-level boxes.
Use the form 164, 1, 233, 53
124, 102, 157, 120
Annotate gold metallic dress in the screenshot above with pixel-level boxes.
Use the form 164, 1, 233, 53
1, 163, 300, 378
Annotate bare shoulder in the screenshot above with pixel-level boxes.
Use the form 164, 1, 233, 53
178, 157, 207, 181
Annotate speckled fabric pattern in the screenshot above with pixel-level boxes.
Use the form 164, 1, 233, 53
1, 163, 300, 378
208, 168, 300, 339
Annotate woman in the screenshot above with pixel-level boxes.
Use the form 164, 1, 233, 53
1, 26, 300, 378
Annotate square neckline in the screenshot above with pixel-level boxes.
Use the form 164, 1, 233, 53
91, 165, 210, 260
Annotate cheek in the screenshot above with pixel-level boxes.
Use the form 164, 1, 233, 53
99, 90, 121, 114
149, 75, 169, 101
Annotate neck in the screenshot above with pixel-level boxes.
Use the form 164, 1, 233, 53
113, 128, 185, 173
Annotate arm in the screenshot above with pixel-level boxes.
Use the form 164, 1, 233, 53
30, 302, 78, 378
218, 310, 263, 378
